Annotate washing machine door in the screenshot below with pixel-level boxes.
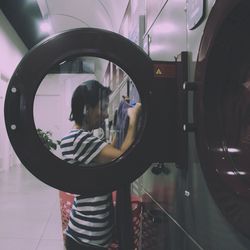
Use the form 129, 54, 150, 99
195, 0, 250, 238
4, 28, 154, 196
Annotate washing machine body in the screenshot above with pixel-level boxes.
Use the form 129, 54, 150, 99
131, 0, 250, 249
3, 1, 250, 249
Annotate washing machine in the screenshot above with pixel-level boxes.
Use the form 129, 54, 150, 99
4, 0, 250, 249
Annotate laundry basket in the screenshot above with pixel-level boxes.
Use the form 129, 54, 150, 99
59, 191, 142, 249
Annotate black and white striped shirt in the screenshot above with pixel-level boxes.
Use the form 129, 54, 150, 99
60, 129, 114, 248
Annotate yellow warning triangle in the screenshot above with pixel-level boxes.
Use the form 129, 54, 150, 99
156, 68, 162, 75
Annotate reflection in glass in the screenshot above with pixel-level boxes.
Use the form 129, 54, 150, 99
221, 64, 250, 173
33, 56, 141, 165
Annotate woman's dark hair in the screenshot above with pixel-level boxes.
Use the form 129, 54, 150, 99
69, 80, 111, 125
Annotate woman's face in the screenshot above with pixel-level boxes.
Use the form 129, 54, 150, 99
87, 97, 109, 130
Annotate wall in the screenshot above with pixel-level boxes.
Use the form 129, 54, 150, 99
0, 10, 27, 171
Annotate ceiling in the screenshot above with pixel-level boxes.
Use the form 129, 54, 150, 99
0, 0, 129, 80
0, 0, 129, 49
37, 0, 129, 33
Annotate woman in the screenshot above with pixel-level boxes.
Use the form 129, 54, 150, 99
60, 80, 141, 250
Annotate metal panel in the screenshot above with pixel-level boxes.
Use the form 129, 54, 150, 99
145, 0, 187, 61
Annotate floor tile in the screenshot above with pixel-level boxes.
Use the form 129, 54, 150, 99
0, 238, 39, 250
36, 239, 65, 250
0, 165, 64, 249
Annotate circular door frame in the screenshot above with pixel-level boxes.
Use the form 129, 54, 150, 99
195, 0, 250, 238
4, 28, 154, 196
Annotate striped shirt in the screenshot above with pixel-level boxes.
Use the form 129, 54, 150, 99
60, 129, 114, 248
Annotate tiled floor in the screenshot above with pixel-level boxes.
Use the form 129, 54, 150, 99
0, 165, 65, 250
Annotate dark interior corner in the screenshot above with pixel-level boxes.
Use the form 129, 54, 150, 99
0, 0, 48, 49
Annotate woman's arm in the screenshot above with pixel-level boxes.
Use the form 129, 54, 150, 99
94, 103, 141, 164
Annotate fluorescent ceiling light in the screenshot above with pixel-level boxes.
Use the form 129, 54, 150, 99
39, 20, 52, 34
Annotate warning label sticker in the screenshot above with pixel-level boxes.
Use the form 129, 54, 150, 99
153, 63, 176, 78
